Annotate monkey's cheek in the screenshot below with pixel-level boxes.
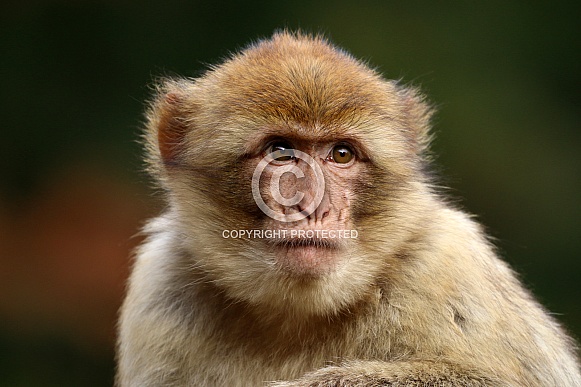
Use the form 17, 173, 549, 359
275, 246, 339, 276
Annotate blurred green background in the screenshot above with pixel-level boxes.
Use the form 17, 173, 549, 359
1, 1, 579, 385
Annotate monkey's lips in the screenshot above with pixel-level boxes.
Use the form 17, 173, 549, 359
268, 237, 341, 276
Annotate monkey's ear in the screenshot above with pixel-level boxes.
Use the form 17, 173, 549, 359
154, 90, 189, 166
398, 86, 434, 157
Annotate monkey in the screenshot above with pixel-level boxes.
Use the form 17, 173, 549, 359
116, 31, 581, 386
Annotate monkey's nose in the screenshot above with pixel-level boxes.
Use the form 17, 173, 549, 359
299, 191, 330, 222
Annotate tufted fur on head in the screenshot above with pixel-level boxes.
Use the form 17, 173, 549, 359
144, 31, 433, 182
138, 31, 438, 318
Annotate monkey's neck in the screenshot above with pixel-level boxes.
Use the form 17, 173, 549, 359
175, 264, 379, 345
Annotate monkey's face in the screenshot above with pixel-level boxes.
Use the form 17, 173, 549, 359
242, 134, 364, 277
160, 114, 423, 316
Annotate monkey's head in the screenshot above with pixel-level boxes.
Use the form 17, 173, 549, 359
145, 32, 434, 317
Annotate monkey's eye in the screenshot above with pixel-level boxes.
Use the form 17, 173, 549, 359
269, 141, 295, 162
330, 145, 354, 164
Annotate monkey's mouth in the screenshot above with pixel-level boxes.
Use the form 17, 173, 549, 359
267, 236, 341, 275
269, 237, 337, 249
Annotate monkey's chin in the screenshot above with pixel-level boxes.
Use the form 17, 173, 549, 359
274, 245, 340, 277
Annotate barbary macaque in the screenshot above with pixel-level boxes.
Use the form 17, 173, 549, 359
116, 31, 581, 386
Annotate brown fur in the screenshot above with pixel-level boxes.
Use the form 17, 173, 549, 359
117, 31, 580, 386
